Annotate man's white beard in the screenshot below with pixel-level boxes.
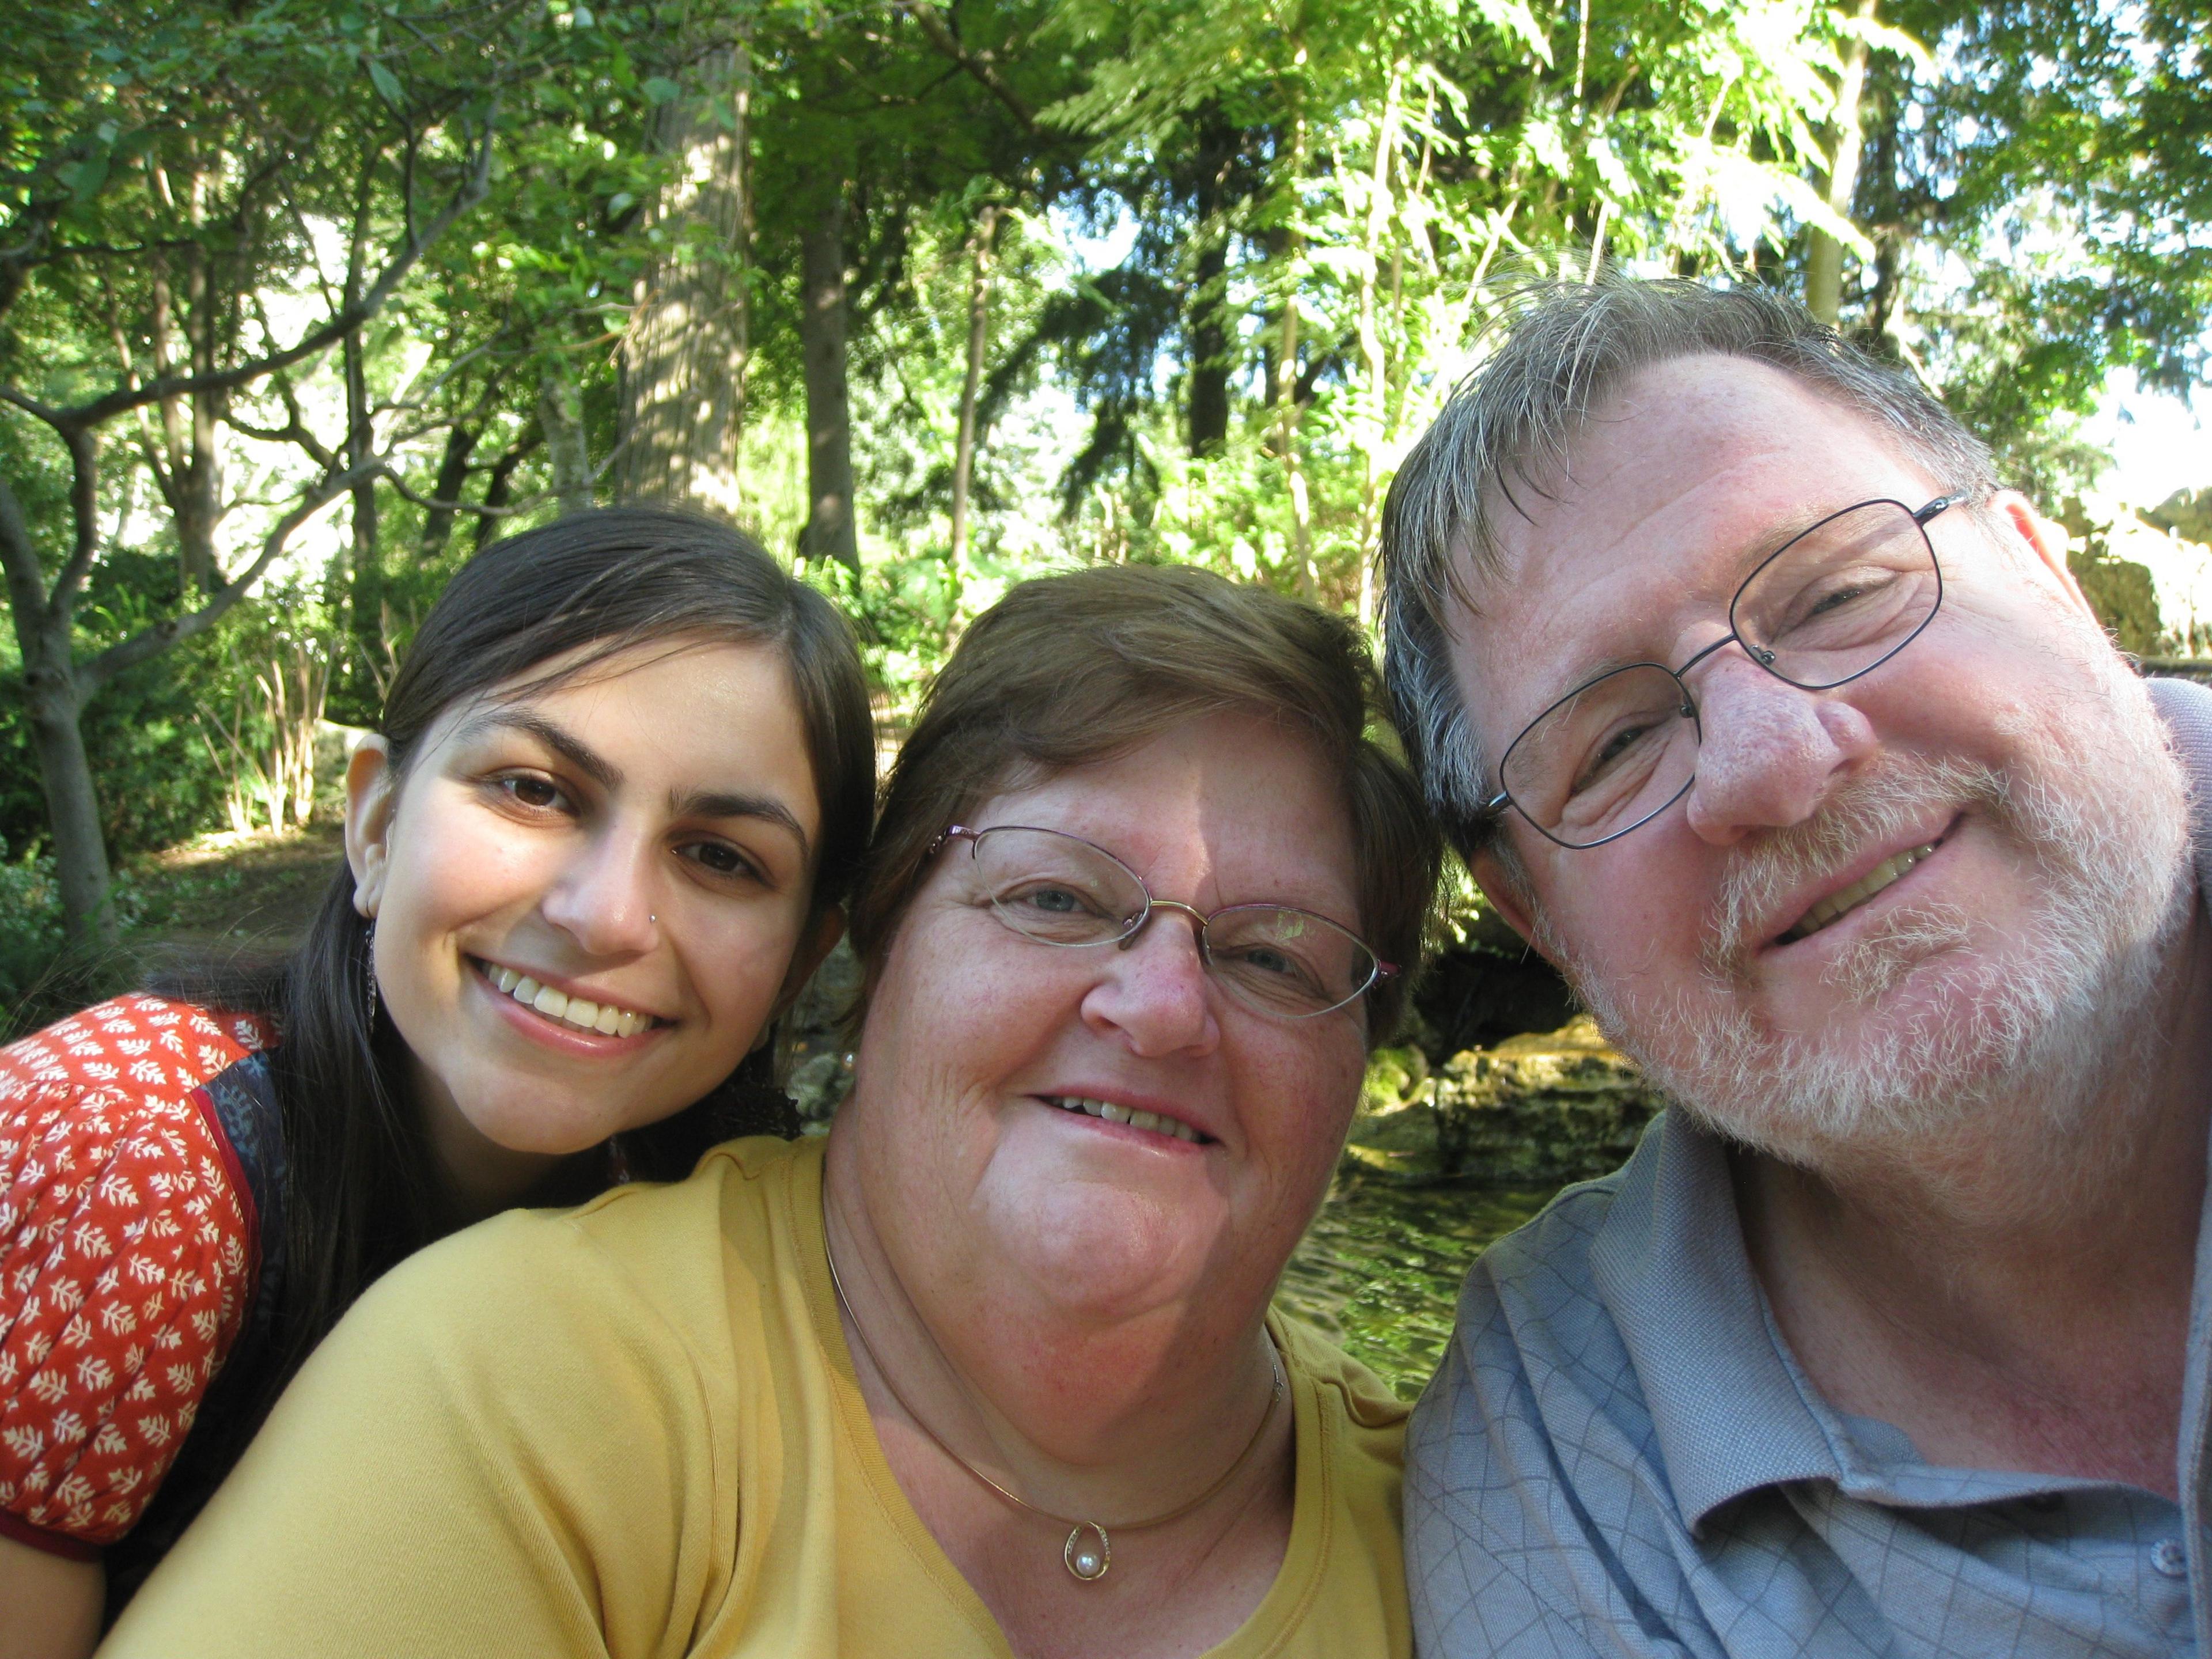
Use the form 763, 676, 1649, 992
1552, 657, 2194, 1191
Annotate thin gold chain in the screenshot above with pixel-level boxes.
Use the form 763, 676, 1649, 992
821, 1219, 1286, 1543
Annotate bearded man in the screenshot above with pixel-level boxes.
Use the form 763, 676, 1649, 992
1380, 276, 2212, 1657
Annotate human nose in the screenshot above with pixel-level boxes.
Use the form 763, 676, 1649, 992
1078, 903, 1221, 1057
1679, 653, 1877, 845
537, 819, 662, 956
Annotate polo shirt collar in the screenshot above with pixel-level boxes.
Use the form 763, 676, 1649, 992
1587, 1112, 1843, 1531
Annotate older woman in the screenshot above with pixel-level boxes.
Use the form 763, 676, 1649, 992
101, 565, 1442, 1659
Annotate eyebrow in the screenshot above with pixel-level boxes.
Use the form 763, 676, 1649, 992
456, 708, 813, 862
673, 789, 812, 862
453, 708, 621, 791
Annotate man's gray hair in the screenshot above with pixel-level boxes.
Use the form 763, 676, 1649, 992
1378, 275, 2002, 865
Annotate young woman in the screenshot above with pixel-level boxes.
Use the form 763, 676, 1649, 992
0, 509, 874, 1658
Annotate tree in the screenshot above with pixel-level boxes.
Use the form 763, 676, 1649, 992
619, 29, 756, 515
0, 0, 588, 943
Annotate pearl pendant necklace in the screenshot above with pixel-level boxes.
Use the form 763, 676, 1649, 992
823, 1225, 1286, 1584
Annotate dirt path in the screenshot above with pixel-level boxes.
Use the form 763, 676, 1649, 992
139, 822, 347, 952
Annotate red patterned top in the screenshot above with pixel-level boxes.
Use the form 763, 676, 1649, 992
0, 995, 274, 1558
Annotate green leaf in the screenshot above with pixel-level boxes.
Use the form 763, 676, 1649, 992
642, 75, 680, 105
368, 58, 402, 107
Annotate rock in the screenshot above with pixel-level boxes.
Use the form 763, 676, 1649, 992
1348, 1014, 1662, 1182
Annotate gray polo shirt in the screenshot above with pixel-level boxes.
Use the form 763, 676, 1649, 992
1405, 676, 2212, 1658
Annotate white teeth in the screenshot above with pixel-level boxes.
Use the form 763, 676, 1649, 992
1044, 1096, 1202, 1142
1782, 843, 1939, 942
479, 961, 652, 1037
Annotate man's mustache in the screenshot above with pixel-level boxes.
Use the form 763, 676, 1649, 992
1704, 757, 2010, 974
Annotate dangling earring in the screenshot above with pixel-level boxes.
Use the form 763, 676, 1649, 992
363, 920, 381, 1027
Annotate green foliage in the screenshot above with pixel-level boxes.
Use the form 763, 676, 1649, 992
5, 0, 2212, 943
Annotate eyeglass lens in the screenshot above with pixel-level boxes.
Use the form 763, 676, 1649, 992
959, 826, 1380, 1017
1500, 499, 1941, 848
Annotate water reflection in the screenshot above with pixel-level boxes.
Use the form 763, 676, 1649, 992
1278, 1172, 1558, 1401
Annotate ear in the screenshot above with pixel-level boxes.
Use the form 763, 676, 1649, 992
1987, 490, 2099, 624
1468, 851, 1555, 968
343, 737, 399, 918
773, 904, 846, 1018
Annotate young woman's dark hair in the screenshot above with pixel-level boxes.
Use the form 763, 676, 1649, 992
103, 508, 875, 1606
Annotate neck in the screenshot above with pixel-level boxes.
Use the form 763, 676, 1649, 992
410, 1058, 563, 1221
1740, 905, 2212, 1494
819, 1119, 1286, 1529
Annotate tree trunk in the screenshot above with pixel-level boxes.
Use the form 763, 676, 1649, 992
147, 250, 224, 595
539, 359, 594, 517
1355, 66, 1406, 626
1275, 107, 1315, 601
1807, 0, 1878, 326
0, 473, 116, 946
798, 179, 859, 573
418, 420, 478, 560
619, 44, 752, 517
26, 663, 115, 947
1188, 241, 1230, 456
343, 324, 381, 656
949, 204, 998, 570
1186, 111, 1238, 458
473, 425, 540, 555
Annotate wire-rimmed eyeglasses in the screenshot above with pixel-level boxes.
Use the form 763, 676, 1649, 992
1487, 494, 1964, 850
931, 824, 1395, 1019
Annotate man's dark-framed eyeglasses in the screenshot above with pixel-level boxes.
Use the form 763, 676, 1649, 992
1486, 494, 1965, 851
929, 823, 1396, 1019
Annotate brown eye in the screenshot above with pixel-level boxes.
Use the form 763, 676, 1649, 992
501, 775, 566, 811
682, 840, 765, 882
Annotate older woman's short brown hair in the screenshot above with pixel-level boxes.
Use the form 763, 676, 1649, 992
850, 564, 1442, 1044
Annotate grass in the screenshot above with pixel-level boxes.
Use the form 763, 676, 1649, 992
0, 823, 344, 1040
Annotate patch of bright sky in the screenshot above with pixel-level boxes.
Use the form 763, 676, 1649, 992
2085, 372, 2211, 512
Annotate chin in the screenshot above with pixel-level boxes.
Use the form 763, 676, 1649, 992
464, 1092, 634, 1158
990, 1174, 1222, 1319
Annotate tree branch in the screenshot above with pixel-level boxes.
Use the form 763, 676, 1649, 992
0, 472, 54, 638
376, 465, 548, 521
81, 454, 381, 690
896, 2, 1039, 131
30, 116, 498, 434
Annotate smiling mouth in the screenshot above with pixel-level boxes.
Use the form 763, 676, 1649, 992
474, 958, 658, 1038
1041, 1094, 1209, 1144
1778, 842, 1941, 944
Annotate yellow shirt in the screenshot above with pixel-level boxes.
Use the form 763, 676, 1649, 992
103, 1136, 1411, 1658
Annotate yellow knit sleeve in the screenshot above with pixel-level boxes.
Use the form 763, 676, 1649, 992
99, 1198, 736, 1659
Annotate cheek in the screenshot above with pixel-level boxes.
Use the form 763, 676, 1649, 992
380, 790, 546, 937
1239, 1031, 1365, 1181
687, 900, 813, 1028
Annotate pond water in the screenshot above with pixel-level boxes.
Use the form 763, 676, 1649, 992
1276, 1172, 1562, 1401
